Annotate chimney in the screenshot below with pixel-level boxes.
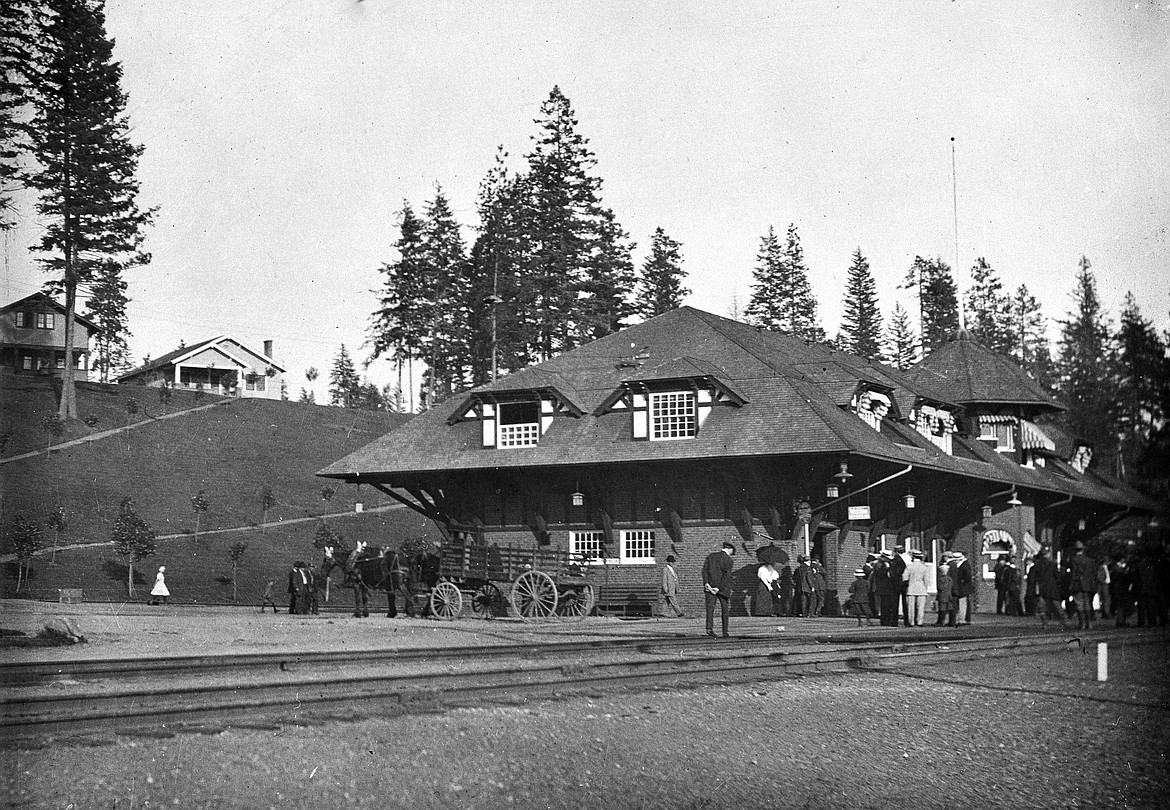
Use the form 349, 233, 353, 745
263, 340, 273, 358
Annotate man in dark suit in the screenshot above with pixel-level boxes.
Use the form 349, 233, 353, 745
702, 541, 736, 637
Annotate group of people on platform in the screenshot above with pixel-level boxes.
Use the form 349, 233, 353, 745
1023, 542, 1168, 630
748, 540, 1169, 632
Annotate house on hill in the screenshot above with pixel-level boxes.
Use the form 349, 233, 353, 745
0, 292, 99, 379
118, 335, 286, 400
318, 307, 1162, 618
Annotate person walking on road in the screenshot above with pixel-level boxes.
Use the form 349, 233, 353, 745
661, 555, 685, 618
702, 541, 735, 638
260, 579, 278, 613
148, 566, 170, 606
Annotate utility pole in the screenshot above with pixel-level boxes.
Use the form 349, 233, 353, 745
485, 257, 502, 382
952, 136, 965, 331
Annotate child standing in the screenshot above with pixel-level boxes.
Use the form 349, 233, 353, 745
848, 569, 873, 626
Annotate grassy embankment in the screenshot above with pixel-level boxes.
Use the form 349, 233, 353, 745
0, 375, 435, 604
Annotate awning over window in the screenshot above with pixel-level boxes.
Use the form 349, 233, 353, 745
1019, 419, 1056, 451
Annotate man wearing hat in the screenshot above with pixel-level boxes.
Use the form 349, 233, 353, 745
661, 554, 684, 618
1069, 542, 1097, 630
1029, 548, 1067, 630
702, 541, 736, 637
874, 550, 901, 626
951, 551, 974, 625
905, 550, 930, 626
795, 554, 815, 618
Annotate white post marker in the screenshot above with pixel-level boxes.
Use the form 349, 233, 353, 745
1097, 642, 1107, 682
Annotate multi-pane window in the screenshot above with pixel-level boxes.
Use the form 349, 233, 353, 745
619, 529, 655, 563
35, 312, 54, 329
980, 419, 1014, 451
14, 311, 26, 328
497, 401, 540, 447
569, 530, 608, 563
650, 392, 695, 440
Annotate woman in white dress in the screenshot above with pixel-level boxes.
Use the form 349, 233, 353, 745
149, 565, 170, 605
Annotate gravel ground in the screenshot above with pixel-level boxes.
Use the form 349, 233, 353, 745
3, 640, 1167, 810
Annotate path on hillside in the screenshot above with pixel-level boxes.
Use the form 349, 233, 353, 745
0, 398, 236, 466
0, 503, 408, 563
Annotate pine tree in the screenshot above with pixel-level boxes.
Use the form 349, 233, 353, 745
903, 256, 958, 356
1116, 292, 1168, 490
522, 86, 631, 359
746, 224, 824, 341
886, 303, 918, 370
0, 1, 40, 231
965, 258, 1013, 354
329, 344, 360, 407
369, 203, 423, 395
745, 227, 783, 329
84, 259, 130, 382
1008, 284, 1055, 393
26, 0, 153, 419
418, 186, 468, 405
635, 227, 689, 319
836, 248, 883, 360
1056, 257, 1119, 467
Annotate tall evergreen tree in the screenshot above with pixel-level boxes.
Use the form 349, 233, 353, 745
84, 259, 130, 382
1115, 292, 1168, 490
368, 202, 429, 411
465, 149, 530, 384
886, 302, 918, 370
903, 256, 958, 356
965, 257, 1013, 354
836, 248, 883, 360
634, 227, 689, 319
0, 0, 40, 231
1008, 284, 1055, 393
418, 185, 468, 405
745, 227, 783, 328
26, 0, 152, 419
746, 224, 824, 341
1056, 257, 1119, 466
522, 86, 632, 358
329, 344, 361, 408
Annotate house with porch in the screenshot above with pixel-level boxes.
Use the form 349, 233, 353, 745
117, 335, 286, 400
0, 292, 99, 380
318, 307, 1161, 618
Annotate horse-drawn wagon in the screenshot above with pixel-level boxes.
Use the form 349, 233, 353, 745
320, 538, 595, 622
426, 537, 595, 622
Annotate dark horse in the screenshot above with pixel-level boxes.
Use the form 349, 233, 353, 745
320, 542, 416, 618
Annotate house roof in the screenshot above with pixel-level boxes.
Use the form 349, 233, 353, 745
907, 330, 1064, 413
117, 334, 288, 381
318, 307, 1158, 513
2, 292, 100, 334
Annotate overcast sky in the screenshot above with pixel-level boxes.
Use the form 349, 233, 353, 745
4, 0, 1168, 401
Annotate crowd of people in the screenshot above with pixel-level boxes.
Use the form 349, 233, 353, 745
750, 541, 1169, 631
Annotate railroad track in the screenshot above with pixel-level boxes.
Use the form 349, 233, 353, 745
0, 630, 1142, 743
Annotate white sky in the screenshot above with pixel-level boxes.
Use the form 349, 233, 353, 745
4, 0, 1168, 402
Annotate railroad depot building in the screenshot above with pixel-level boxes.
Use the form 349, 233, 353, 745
319, 307, 1161, 618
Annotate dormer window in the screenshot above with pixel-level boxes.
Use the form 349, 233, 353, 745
497, 401, 541, 447
913, 403, 955, 454
979, 417, 1015, 451
852, 390, 890, 432
650, 391, 696, 440
1071, 445, 1092, 474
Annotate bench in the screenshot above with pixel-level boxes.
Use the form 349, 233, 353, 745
58, 588, 83, 604
593, 583, 660, 617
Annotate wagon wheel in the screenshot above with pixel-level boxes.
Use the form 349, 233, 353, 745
470, 582, 505, 619
510, 570, 558, 621
555, 584, 595, 622
428, 581, 463, 621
